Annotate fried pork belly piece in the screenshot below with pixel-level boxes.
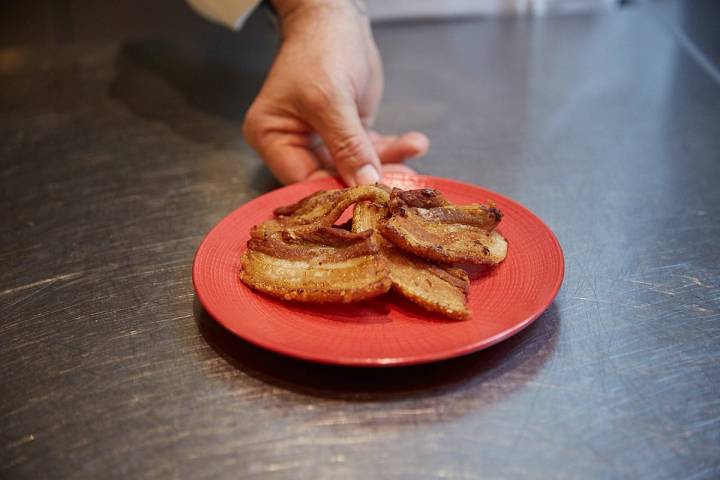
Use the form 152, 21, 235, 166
381, 188, 508, 265
353, 202, 470, 319
240, 226, 391, 303
251, 185, 390, 238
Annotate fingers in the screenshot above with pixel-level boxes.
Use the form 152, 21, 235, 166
358, 45, 384, 129
244, 124, 323, 185
244, 103, 329, 185
306, 168, 333, 181
303, 91, 382, 186
370, 131, 430, 164
262, 140, 324, 185
244, 97, 429, 186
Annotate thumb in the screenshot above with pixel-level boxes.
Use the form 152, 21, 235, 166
307, 97, 382, 186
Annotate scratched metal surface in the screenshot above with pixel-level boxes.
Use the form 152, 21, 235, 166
2, 1, 720, 479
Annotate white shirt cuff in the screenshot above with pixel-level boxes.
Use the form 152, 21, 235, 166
187, 0, 264, 30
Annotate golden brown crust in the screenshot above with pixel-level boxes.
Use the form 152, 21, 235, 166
240, 226, 391, 303
384, 248, 470, 319
240, 185, 507, 317
389, 187, 449, 209
353, 202, 470, 319
252, 185, 390, 238
380, 214, 507, 265
240, 250, 391, 303
381, 189, 507, 265
241, 188, 392, 303
247, 228, 376, 262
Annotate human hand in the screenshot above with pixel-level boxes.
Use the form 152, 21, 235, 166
243, 0, 429, 185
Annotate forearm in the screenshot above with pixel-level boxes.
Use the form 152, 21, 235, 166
269, 0, 366, 18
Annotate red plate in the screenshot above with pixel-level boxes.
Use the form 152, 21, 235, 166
193, 174, 564, 367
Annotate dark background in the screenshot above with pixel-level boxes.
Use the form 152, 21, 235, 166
1, 1, 719, 478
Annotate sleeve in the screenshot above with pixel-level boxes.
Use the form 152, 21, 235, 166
186, 0, 264, 30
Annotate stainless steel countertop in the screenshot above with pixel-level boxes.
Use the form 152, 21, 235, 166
1, 1, 719, 478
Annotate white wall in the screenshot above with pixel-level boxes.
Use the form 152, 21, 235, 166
365, 0, 616, 21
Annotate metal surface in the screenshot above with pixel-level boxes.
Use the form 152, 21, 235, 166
1, 1, 719, 479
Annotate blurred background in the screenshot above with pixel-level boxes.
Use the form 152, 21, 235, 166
4, 0, 716, 41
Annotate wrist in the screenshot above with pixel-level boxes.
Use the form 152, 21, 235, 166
270, 0, 367, 26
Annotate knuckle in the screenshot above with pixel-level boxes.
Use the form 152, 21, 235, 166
242, 105, 264, 146
302, 82, 341, 110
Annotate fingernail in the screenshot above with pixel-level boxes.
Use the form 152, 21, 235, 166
354, 164, 380, 185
